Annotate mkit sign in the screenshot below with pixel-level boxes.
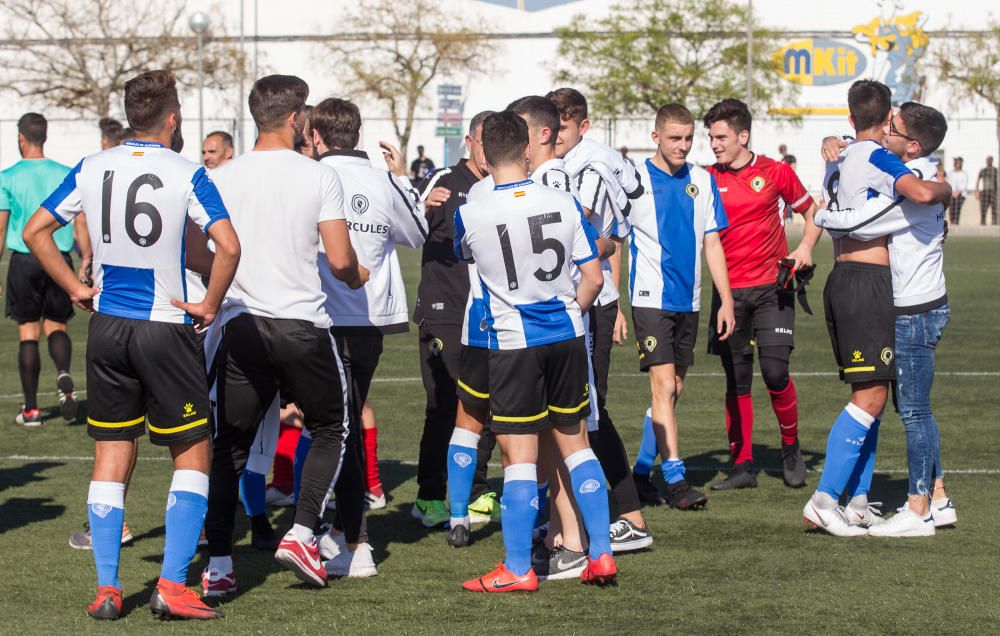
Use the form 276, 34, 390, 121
774, 38, 868, 86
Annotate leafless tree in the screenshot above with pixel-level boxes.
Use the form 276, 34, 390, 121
0, 0, 247, 118
322, 0, 495, 163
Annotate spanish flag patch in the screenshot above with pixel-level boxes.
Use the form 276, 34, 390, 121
514, 191, 526, 198
132, 152, 144, 157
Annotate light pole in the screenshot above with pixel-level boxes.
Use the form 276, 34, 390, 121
189, 11, 210, 152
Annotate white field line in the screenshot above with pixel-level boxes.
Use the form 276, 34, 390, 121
2, 454, 998, 475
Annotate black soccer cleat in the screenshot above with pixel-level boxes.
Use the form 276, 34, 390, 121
710, 461, 758, 490
447, 523, 472, 548
56, 372, 78, 422
782, 439, 807, 488
632, 473, 666, 506
250, 514, 280, 551
663, 480, 708, 510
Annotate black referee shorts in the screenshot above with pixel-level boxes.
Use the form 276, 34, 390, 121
708, 283, 795, 357
5, 251, 75, 324
86, 312, 210, 446
823, 261, 896, 384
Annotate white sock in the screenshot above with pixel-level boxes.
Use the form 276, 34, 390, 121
450, 515, 471, 529
848, 494, 869, 512
208, 555, 233, 572
292, 523, 314, 543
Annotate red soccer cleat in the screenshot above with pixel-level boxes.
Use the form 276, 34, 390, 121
580, 553, 617, 586
87, 585, 122, 620
274, 530, 327, 587
462, 563, 538, 593
201, 567, 238, 597
149, 579, 224, 620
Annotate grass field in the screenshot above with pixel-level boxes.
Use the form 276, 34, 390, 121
1, 237, 998, 634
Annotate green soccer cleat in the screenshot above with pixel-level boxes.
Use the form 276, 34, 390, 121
411, 498, 449, 528
468, 492, 501, 524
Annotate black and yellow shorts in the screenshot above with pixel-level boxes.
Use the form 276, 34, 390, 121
823, 262, 896, 384
86, 312, 211, 446
457, 344, 490, 410
488, 336, 590, 435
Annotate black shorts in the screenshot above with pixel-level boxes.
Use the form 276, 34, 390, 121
707, 283, 794, 357
86, 312, 210, 446
5, 251, 75, 324
457, 344, 490, 410
631, 307, 698, 370
823, 262, 896, 384
488, 336, 590, 435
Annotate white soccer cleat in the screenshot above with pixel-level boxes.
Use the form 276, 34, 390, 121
868, 509, 935, 538
324, 541, 378, 578
845, 499, 886, 528
803, 498, 868, 537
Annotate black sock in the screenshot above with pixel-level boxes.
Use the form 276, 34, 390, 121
18, 341, 41, 411
47, 330, 72, 377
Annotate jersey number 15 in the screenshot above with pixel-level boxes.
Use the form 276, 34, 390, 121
495, 212, 566, 291
101, 171, 164, 248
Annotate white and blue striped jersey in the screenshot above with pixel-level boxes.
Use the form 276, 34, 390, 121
461, 159, 589, 348
824, 139, 912, 211
454, 180, 598, 350
628, 159, 727, 312
42, 140, 228, 324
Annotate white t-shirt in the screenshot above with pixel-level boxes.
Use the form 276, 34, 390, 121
212, 150, 346, 328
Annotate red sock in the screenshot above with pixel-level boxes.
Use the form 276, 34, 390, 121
725, 394, 755, 464
769, 378, 799, 446
271, 423, 301, 493
363, 426, 382, 495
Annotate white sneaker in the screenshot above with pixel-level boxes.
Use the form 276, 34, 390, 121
324, 542, 378, 577
803, 498, 868, 537
896, 499, 958, 528
317, 526, 345, 561
265, 486, 295, 507
845, 500, 886, 528
365, 490, 386, 510
930, 498, 957, 527
869, 509, 935, 537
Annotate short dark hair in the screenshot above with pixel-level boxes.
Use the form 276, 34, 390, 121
468, 110, 495, 137
249, 75, 309, 132
703, 98, 752, 133
545, 87, 588, 123
782, 154, 797, 165
206, 130, 234, 149
898, 102, 948, 156
311, 98, 362, 150
17, 113, 47, 146
847, 79, 892, 132
655, 103, 694, 130
123, 70, 180, 134
481, 111, 528, 166
506, 95, 561, 148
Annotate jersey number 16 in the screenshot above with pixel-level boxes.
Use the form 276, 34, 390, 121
101, 171, 164, 248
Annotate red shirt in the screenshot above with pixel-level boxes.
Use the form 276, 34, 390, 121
706, 153, 814, 289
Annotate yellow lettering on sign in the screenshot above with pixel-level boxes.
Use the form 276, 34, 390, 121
813, 47, 835, 76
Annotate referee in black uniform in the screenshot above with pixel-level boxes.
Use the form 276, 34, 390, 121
412, 111, 494, 526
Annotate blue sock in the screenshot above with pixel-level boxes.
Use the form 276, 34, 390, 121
817, 404, 876, 499
292, 432, 312, 506
240, 470, 267, 517
500, 464, 537, 577
446, 428, 479, 522
661, 458, 686, 485
633, 408, 657, 478
88, 481, 125, 588
846, 418, 880, 498
566, 449, 612, 560
161, 470, 209, 585
535, 481, 549, 528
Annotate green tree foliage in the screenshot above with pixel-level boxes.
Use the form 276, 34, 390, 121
555, 0, 798, 119
934, 23, 1000, 156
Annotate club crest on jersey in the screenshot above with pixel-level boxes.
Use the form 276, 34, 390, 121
750, 176, 766, 192
352, 194, 369, 215
880, 347, 894, 366
643, 336, 658, 352
429, 338, 444, 355
685, 183, 699, 199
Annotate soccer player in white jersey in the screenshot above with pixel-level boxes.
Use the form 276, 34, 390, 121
627, 104, 734, 511
455, 111, 615, 592
546, 87, 651, 552
203, 75, 368, 593
815, 103, 955, 536
804, 80, 950, 537
24, 70, 241, 621
307, 97, 426, 577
